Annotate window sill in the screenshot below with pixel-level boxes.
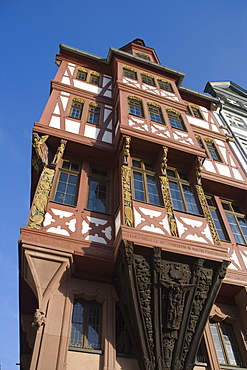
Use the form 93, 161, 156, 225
220, 366, 247, 370
50, 201, 77, 208
69, 346, 103, 355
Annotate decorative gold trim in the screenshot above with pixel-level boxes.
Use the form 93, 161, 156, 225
90, 71, 100, 77
123, 66, 137, 72
52, 139, 67, 164
78, 67, 88, 73
141, 72, 154, 79
72, 97, 84, 103
28, 167, 55, 229
147, 102, 161, 108
166, 108, 180, 115
157, 78, 171, 84
190, 104, 200, 109
196, 157, 204, 185
123, 137, 131, 165
122, 165, 134, 227
89, 102, 100, 108
160, 175, 178, 237
135, 52, 150, 60
204, 138, 214, 144
195, 184, 220, 245
127, 95, 142, 102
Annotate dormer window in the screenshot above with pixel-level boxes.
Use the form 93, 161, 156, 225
123, 67, 137, 80
135, 52, 150, 61
76, 68, 88, 81
186, 104, 204, 119
141, 73, 155, 86
158, 79, 174, 92
89, 72, 100, 85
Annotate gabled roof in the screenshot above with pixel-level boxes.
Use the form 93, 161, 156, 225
205, 81, 247, 99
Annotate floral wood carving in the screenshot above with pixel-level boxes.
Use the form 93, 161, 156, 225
160, 176, 178, 237
122, 165, 134, 227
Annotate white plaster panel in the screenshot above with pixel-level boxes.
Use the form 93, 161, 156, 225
61, 76, 70, 85
211, 124, 220, 132
82, 220, 90, 234
73, 80, 101, 94
123, 78, 141, 89
103, 76, 111, 86
159, 216, 171, 235
134, 207, 145, 227
60, 96, 69, 111
203, 160, 216, 173
61, 91, 70, 96
232, 168, 243, 181
240, 250, 247, 269
102, 226, 112, 240
64, 70, 69, 76
176, 218, 188, 237
173, 131, 194, 145
215, 163, 231, 177
229, 250, 240, 270
187, 115, 209, 129
85, 234, 107, 244
43, 212, 55, 227
202, 225, 213, 243
115, 211, 121, 237
68, 66, 75, 75
230, 156, 235, 167
106, 120, 112, 129
180, 218, 203, 228
141, 224, 165, 234
68, 63, 76, 67
51, 208, 73, 218
185, 235, 208, 243
139, 207, 162, 218
54, 103, 60, 115
104, 109, 112, 121
84, 125, 100, 139
219, 147, 227, 162
202, 112, 209, 121
49, 116, 61, 129
65, 119, 80, 134
46, 226, 70, 236
215, 139, 224, 146
87, 217, 107, 226
103, 90, 112, 97
102, 131, 112, 143
65, 219, 76, 232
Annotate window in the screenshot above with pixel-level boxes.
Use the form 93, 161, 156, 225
87, 103, 100, 125
128, 96, 144, 117
89, 73, 100, 85
204, 139, 222, 161
221, 201, 247, 245
87, 168, 108, 213
196, 135, 206, 150
70, 299, 102, 351
206, 196, 229, 241
76, 69, 88, 81
186, 104, 204, 119
54, 160, 80, 206
167, 109, 186, 130
158, 79, 174, 92
141, 73, 155, 86
135, 52, 150, 60
116, 304, 135, 357
123, 67, 137, 80
69, 98, 84, 120
148, 103, 164, 123
210, 322, 243, 367
132, 159, 161, 206
167, 168, 200, 215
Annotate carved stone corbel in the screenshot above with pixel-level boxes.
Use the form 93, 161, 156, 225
31, 309, 46, 331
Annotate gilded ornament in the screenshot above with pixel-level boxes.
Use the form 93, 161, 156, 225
52, 140, 67, 164
123, 66, 137, 72
72, 97, 84, 103
127, 95, 142, 102
166, 108, 179, 115
147, 101, 161, 108
89, 102, 100, 107
160, 175, 178, 237
123, 136, 131, 164
78, 67, 88, 73
122, 165, 134, 227
32, 133, 49, 166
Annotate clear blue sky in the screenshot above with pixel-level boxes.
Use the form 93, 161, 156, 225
0, 0, 246, 368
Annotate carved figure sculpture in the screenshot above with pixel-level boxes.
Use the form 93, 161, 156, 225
32, 309, 46, 330
32, 133, 49, 165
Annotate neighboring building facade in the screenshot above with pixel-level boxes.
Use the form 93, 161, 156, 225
19, 39, 247, 370
204, 81, 247, 175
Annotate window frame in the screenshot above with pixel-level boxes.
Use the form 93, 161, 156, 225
167, 167, 201, 215
141, 73, 156, 86
87, 167, 109, 213
167, 109, 186, 131
132, 158, 162, 206
157, 78, 174, 92
69, 98, 84, 120
69, 298, 102, 352
204, 138, 222, 162
87, 102, 101, 125
53, 160, 80, 207
206, 196, 229, 242
186, 104, 204, 119
210, 321, 243, 367
123, 67, 137, 80
221, 200, 247, 245
147, 102, 164, 124
89, 72, 100, 85
76, 68, 88, 81
128, 96, 144, 118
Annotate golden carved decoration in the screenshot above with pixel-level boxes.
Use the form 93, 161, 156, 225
141, 72, 153, 78
32, 133, 49, 166
147, 102, 161, 108
157, 78, 170, 84
28, 167, 55, 229
204, 138, 214, 144
166, 108, 180, 115
135, 52, 150, 60
160, 175, 178, 237
127, 95, 142, 102
196, 157, 204, 185
78, 67, 88, 73
123, 136, 131, 165
89, 102, 100, 108
72, 97, 84, 103
190, 104, 200, 109
90, 71, 100, 77
195, 184, 220, 245
52, 140, 67, 164
122, 165, 134, 227
161, 146, 168, 175
123, 66, 137, 72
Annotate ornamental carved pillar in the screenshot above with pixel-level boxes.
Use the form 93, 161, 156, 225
114, 243, 229, 370
121, 136, 134, 227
